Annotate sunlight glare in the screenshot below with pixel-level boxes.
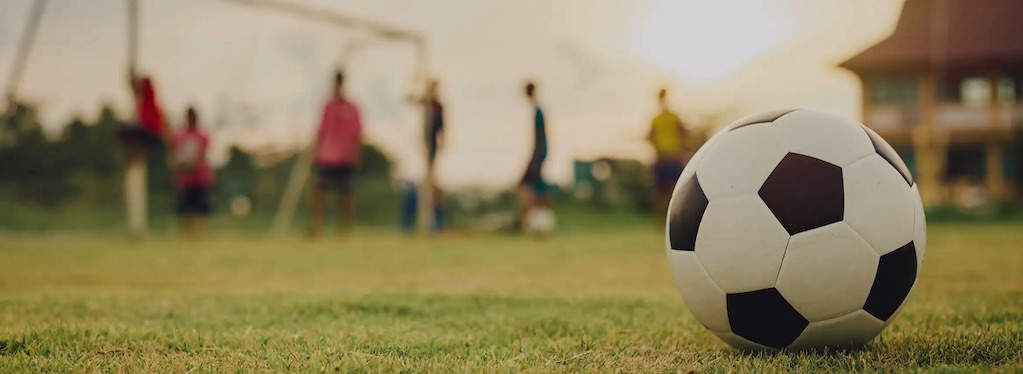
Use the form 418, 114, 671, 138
632, 0, 794, 82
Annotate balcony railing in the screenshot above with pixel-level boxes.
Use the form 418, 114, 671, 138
866, 102, 1023, 133
867, 104, 919, 131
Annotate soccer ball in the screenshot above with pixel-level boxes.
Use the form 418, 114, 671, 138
524, 207, 557, 236
666, 109, 925, 351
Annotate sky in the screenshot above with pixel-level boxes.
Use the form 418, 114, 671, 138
0, 0, 904, 189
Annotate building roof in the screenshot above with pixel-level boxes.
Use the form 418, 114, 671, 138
840, 0, 1023, 73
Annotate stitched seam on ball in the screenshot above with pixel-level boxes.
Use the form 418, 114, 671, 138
842, 152, 875, 169
687, 251, 731, 332
772, 235, 793, 288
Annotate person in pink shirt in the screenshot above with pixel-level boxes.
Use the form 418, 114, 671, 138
308, 71, 363, 237
170, 107, 214, 238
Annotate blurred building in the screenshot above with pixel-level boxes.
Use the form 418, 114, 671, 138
840, 0, 1023, 207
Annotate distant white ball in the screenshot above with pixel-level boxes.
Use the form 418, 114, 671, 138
666, 109, 925, 351
229, 195, 252, 217
524, 207, 557, 236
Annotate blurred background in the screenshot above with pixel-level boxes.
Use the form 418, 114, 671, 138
1, 0, 1021, 234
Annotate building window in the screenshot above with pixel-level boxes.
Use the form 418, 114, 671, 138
869, 76, 918, 104
997, 77, 1016, 104
960, 77, 990, 107
958, 76, 1017, 106
1016, 74, 1023, 100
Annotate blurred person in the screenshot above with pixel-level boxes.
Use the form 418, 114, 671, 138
407, 79, 447, 232
514, 81, 549, 229
119, 69, 168, 238
308, 70, 363, 238
647, 88, 690, 225
120, 69, 167, 151
170, 106, 214, 238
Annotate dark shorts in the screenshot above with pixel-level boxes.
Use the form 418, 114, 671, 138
520, 155, 550, 196
176, 186, 212, 216
117, 124, 162, 149
653, 160, 685, 187
316, 164, 355, 193
520, 155, 545, 186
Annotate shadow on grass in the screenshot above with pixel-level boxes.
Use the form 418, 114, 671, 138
720, 330, 1022, 370
725, 342, 872, 357
0, 339, 28, 356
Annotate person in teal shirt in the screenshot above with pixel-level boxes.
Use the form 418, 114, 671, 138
516, 81, 550, 228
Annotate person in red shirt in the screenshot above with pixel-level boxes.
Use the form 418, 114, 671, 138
170, 107, 214, 238
119, 69, 168, 238
308, 71, 363, 237
120, 70, 167, 151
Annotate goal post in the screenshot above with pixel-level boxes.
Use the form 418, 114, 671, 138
124, 0, 148, 238
217, 0, 432, 234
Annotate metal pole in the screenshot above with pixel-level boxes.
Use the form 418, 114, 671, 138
5, 0, 47, 105
214, 0, 423, 43
127, 0, 138, 73
272, 143, 314, 234
124, 0, 148, 238
412, 40, 433, 234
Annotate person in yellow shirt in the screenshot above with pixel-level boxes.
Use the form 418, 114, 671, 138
648, 88, 690, 225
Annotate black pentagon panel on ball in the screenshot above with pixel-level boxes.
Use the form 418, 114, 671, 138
727, 288, 809, 349
864, 242, 918, 321
668, 175, 708, 251
862, 126, 913, 186
758, 153, 844, 235
727, 108, 798, 131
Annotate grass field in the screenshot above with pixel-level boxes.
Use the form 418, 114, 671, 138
1, 224, 1021, 372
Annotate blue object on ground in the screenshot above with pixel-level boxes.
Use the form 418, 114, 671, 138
399, 180, 446, 233
400, 180, 418, 233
